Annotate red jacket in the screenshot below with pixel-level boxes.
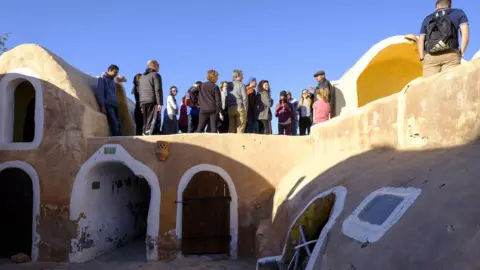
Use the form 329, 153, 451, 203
179, 104, 188, 127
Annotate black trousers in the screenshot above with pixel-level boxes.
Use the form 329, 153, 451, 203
299, 116, 312, 135
257, 119, 270, 134
188, 114, 199, 133
134, 106, 143, 135
197, 111, 218, 133
141, 103, 158, 135
218, 110, 229, 133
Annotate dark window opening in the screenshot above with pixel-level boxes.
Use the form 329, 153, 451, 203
0, 168, 33, 258
358, 194, 404, 225
13, 81, 36, 143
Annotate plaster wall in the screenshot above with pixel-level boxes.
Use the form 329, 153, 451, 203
70, 162, 149, 262
85, 133, 313, 259
0, 44, 133, 261
473, 49, 480, 60
257, 48, 480, 268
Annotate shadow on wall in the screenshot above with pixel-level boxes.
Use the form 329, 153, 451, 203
78, 136, 280, 261
261, 137, 480, 269
332, 84, 346, 117
356, 42, 422, 107
114, 83, 134, 136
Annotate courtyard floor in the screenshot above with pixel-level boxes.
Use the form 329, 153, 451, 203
0, 241, 256, 270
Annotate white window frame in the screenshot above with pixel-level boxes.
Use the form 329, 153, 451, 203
0, 67, 44, 150
342, 187, 421, 243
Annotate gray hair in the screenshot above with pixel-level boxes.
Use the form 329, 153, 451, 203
147, 59, 159, 68
232, 69, 243, 80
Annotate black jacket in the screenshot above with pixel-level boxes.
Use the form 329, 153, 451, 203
198, 81, 221, 114
138, 68, 163, 105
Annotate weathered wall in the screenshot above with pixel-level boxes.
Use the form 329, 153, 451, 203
0, 44, 131, 261
71, 162, 149, 262
0, 45, 103, 261
85, 133, 313, 259
259, 51, 480, 269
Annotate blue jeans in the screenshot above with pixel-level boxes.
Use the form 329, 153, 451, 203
106, 105, 121, 136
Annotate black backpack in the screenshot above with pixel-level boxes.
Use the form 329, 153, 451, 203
425, 9, 459, 54
185, 86, 199, 108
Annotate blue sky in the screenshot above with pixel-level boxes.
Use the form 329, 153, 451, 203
1, 0, 479, 133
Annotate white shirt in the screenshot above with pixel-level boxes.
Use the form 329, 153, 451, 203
166, 95, 178, 116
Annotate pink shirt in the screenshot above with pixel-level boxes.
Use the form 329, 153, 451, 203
313, 99, 330, 124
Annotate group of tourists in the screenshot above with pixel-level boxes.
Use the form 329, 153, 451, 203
95, 60, 336, 137
146, 68, 334, 136
95, 0, 470, 137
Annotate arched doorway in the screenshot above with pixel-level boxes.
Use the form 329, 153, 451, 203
70, 144, 160, 263
72, 162, 151, 260
182, 171, 230, 255
13, 81, 36, 143
176, 164, 238, 259
0, 168, 33, 258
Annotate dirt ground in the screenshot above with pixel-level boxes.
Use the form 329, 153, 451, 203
0, 242, 257, 270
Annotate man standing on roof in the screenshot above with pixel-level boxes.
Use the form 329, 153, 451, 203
418, 0, 469, 77
227, 70, 248, 133
309, 70, 336, 118
95, 64, 122, 136
138, 60, 163, 135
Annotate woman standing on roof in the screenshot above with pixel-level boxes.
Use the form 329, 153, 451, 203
255, 80, 273, 134
297, 89, 313, 135
163, 86, 179, 134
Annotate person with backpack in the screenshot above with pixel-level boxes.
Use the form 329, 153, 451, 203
418, 0, 469, 77
95, 64, 122, 136
185, 81, 202, 133
275, 91, 293, 135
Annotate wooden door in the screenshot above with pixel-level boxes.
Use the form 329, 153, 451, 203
0, 168, 33, 258
182, 171, 230, 255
